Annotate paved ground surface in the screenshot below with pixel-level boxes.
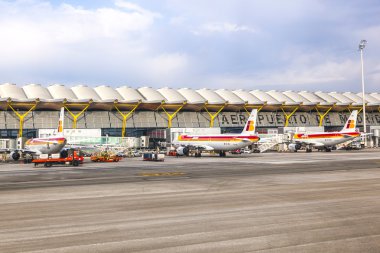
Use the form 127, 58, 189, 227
1, 150, 380, 252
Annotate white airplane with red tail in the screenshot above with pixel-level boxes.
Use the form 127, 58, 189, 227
1, 108, 67, 160
174, 109, 260, 157
289, 110, 360, 152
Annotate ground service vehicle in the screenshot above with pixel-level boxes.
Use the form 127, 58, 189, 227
32, 150, 84, 167
143, 153, 165, 161
91, 152, 121, 162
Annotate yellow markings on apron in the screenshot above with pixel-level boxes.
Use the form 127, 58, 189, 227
140, 172, 186, 177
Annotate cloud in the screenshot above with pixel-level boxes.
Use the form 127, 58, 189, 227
196, 56, 362, 92
0, 0, 188, 86
193, 22, 256, 35
0, 0, 378, 92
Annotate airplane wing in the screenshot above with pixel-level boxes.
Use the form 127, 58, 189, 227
341, 134, 359, 139
294, 140, 325, 147
22, 149, 39, 155
0, 148, 38, 161
188, 144, 214, 151
0, 148, 12, 154
360, 133, 373, 136
177, 144, 214, 151
236, 138, 255, 143
0, 148, 37, 154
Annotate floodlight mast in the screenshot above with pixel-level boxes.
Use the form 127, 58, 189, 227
359, 40, 367, 147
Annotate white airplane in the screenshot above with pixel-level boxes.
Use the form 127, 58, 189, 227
289, 110, 360, 152
1, 107, 67, 160
174, 109, 260, 157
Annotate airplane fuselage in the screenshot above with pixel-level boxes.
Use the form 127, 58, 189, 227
177, 134, 260, 151
293, 131, 360, 147
25, 137, 67, 154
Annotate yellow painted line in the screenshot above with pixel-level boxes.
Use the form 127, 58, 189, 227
140, 172, 186, 177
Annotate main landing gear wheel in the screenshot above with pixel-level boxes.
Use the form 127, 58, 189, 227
306, 148, 312, 153
219, 151, 226, 157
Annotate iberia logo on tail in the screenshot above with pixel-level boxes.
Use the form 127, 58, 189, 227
241, 109, 258, 135
245, 120, 255, 132
345, 120, 355, 129
57, 107, 64, 135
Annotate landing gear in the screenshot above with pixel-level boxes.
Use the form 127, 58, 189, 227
325, 147, 332, 152
195, 149, 202, 157
306, 148, 312, 153
219, 151, 226, 157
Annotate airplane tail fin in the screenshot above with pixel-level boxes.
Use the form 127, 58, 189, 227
341, 110, 358, 132
241, 109, 257, 135
57, 107, 64, 136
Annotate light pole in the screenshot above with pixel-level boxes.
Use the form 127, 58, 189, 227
359, 39, 367, 147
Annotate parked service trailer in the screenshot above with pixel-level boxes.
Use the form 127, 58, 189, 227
143, 153, 165, 162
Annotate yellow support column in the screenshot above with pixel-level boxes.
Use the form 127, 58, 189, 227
281, 106, 299, 127
315, 106, 333, 127
8, 102, 38, 138
348, 106, 363, 113
63, 103, 90, 129
114, 102, 141, 137
204, 103, 226, 127
159, 102, 186, 128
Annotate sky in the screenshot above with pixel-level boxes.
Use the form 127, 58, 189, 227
0, 0, 379, 92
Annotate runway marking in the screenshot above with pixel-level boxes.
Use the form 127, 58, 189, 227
139, 172, 186, 177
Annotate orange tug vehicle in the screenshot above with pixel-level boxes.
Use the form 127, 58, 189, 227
90, 151, 121, 162
32, 149, 84, 167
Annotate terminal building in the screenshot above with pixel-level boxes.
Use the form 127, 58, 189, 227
0, 83, 379, 147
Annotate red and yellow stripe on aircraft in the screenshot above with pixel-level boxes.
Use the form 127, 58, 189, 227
293, 132, 360, 139
25, 137, 66, 146
178, 135, 259, 142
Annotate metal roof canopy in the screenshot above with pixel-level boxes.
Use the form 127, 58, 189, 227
71, 85, 102, 102
232, 89, 264, 105
215, 89, 245, 105
283, 90, 317, 106
266, 90, 300, 106
137, 87, 166, 103
22, 84, 54, 101
250, 90, 282, 105
116, 86, 145, 103
196, 88, 226, 105
48, 84, 78, 101
157, 87, 187, 104
0, 83, 378, 113
94, 85, 123, 102
298, 91, 334, 106
0, 83, 28, 100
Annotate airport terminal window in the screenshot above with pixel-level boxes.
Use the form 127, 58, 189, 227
23, 130, 37, 138
101, 128, 122, 137
0, 130, 8, 138
0, 129, 37, 138
101, 128, 149, 138
221, 127, 243, 134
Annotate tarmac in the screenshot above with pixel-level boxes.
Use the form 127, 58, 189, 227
1, 150, 380, 252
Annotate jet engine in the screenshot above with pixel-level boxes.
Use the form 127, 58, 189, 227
176, 146, 190, 156
10, 151, 20, 161
288, 143, 301, 152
